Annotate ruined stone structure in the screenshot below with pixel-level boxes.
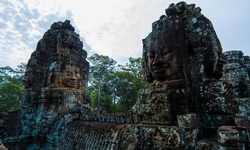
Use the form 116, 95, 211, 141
21, 20, 90, 140
1, 20, 92, 149
1, 2, 250, 150
222, 51, 250, 129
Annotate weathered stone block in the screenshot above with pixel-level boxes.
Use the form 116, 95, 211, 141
236, 98, 250, 119
3, 1, 250, 149
196, 140, 219, 150
177, 113, 199, 129
199, 114, 235, 128
217, 126, 240, 147
201, 127, 218, 142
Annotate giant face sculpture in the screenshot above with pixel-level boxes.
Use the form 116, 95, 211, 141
60, 65, 81, 89
48, 64, 84, 90
146, 30, 184, 83
47, 28, 88, 90
148, 42, 181, 81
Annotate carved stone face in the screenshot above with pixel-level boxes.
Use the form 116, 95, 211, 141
23, 68, 33, 88
61, 65, 81, 88
49, 64, 82, 89
147, 34, 182, 82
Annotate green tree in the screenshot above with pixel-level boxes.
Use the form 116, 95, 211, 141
115, 57, 145, 112
87, 55, 145, 113
0, 82, 22, 112
87, 54, 117, 112
0, 63, 26, 112
0, 63, 26, 87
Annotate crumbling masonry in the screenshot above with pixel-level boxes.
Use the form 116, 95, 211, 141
1, 2, 250, 149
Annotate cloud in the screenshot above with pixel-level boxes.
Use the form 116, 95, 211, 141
74, 0, 250, 61
0, 0, 78, 68
69, 0, 170, 65
0, 0, 249, 69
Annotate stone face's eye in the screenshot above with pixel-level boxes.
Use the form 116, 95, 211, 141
162, 45, 175, 60
148, 51, 155, 59
160, 43, 165, 50
65, 72, 72, 76
75, 73, 81, 78
148, 42, 157, 59
162, 45, 173, 54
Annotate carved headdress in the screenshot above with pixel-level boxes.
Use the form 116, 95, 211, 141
142, 2, 225, 83
24, 20, 89, 90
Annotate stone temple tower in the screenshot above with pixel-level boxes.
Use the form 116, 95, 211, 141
1, 2, 250, 150
21, 20, 90, 147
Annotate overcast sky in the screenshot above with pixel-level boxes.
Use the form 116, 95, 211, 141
0, 0, 249, 68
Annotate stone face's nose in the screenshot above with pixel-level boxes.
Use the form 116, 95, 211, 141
153, 54, 164, 65
70, 77, 77, 80
70, 73, 77, 80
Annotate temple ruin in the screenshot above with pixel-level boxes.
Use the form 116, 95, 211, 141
1, 2, 250, 149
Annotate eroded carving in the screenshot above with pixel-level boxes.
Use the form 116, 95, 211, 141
2, 2, 250, 150
48, 64, 82, 89
147, 29, 184, 83
20, 20, 90, 140
133, 1, 236, 125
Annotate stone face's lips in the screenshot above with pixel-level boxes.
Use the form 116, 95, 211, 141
152, 65, 169, 74
153, 68, 166, 73
64, 80, 78, 88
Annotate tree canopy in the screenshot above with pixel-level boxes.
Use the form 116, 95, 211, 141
87, 54, 145, 113
0, 63, 26, 112
0, 55, 145, 114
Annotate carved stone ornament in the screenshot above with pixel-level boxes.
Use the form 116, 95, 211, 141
21, 20, 90, 137
2, 2, 250, 150
133, 1, 236, 125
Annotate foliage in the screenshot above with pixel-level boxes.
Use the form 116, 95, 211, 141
0, 55, 145, 114
0, 82, 23, 112
87, 55, 145, 113
115, 57, 145, 112
87, 54, 117, 112
0, 63, 26, 112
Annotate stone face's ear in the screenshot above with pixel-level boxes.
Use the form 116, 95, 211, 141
0, 142, 7, 150
183, 14, 225, 79
204, 48, 226, 79
142, 38, 154, 83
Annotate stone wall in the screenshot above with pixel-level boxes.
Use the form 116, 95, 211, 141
222, 51, 250, 138
1, 2, 250, 150
0, 111, 21, 139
